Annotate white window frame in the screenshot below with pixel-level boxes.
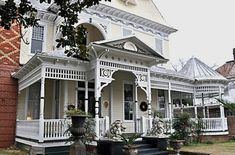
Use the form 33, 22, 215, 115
123, 81, 134, 122
29, 22, 47, 55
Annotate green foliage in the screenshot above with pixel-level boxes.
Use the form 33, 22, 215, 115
119, 133, 141, 147
204, 141, 214, 144
216, 98, 235, 113
192, 117, 204, 143
170, 113, 194, 144
66, 108, 87, 117
0, 0, 111, 59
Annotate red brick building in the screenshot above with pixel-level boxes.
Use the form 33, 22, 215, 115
0, 23, 20, 148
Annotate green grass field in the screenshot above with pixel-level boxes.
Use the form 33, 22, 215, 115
181, 141, 235, 155
0, 148, 28, 155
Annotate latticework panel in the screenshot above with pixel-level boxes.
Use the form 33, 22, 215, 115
100, 61, 148, 72
45, 67, 86, 81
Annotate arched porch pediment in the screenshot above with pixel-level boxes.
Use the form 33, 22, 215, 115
89, 35, 168, 66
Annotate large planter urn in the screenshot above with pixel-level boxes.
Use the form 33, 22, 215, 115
169, 140, 184, 155
69, 115, 87, 155
70, 115, 87, 138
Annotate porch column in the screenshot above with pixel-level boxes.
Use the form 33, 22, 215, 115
63, 80, 68, 118
134, 80, 138, 132
85, 81, 88, 114
202, 93, 206, 118
39, 71, 45, 142
168, 82, 173, 133
180, 92, 183, 114
193, 87, 198, 118
147, 69, 152, 128
164, 90, 169, 118
219, 86, 225, 130
168, 82, 172, 120
95, 59, 101, 138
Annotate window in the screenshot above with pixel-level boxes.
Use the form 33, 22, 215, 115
77, 81, 95, 117
123, 28, 132, 36
31, 25, 44, 54
155, 38, 163, 54
124, 83, 134, 120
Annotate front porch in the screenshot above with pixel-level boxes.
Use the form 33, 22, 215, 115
15, 116, 228, 144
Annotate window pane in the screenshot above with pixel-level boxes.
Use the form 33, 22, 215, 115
31, 39, 43, 53
78, 81, 85, 88
31, 25, 44, 54
125, 101, 133, 120
32, 26, 44, 40
155, 38, 163, 54
28, 82, 40, 119
158, 90, 165, 109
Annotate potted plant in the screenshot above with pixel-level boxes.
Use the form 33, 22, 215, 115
119, 133, 141, 155
65, 108, 94, 155
169, 113, 194, 155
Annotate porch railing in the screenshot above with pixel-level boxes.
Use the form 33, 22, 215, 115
202, 118, 227, 132
138, 117, 228, 135
43, 119, 71, 140
98, 116, 109, 137
16, 120, 40, 140
16, 117, 110, 142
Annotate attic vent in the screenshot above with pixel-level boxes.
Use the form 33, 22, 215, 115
120, 0, 137, 5
123, 42, 137, 51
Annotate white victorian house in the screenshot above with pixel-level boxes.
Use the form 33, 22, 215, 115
12, 0, 229, 153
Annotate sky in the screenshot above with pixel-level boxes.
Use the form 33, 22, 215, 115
154, 0, 235, 69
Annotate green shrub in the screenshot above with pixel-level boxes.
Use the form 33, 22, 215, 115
170, 113, 194, 144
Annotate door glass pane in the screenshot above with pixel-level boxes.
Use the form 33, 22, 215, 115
28, 82, 40, 119
124, 84, 133, 120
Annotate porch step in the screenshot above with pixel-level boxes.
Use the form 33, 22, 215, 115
138, 151, 168, 155
136, 141, 168, 155
135, 143, 153, 148
45, 146, 70, 155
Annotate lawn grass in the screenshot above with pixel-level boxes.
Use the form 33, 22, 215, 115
0, 147, 29, 155
181, 141, 235, 155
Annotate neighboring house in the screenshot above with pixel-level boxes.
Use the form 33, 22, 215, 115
0, 23, 20, 147
216, 49, 235, 104
4, 0, 228, 153
216, 49, 235, 118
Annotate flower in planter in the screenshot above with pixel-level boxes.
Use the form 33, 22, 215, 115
66, 108, 88, 117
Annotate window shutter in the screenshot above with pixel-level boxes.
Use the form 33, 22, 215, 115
155, 38, 163, 54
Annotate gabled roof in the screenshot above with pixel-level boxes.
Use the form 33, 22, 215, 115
91, 35, 167, 61
179, 57, 227, 81
216, 60, 235, 79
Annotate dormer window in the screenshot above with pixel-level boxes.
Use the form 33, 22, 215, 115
31, 25, 44, 54
155, 37, 163, 54
123, 28, 132, 36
